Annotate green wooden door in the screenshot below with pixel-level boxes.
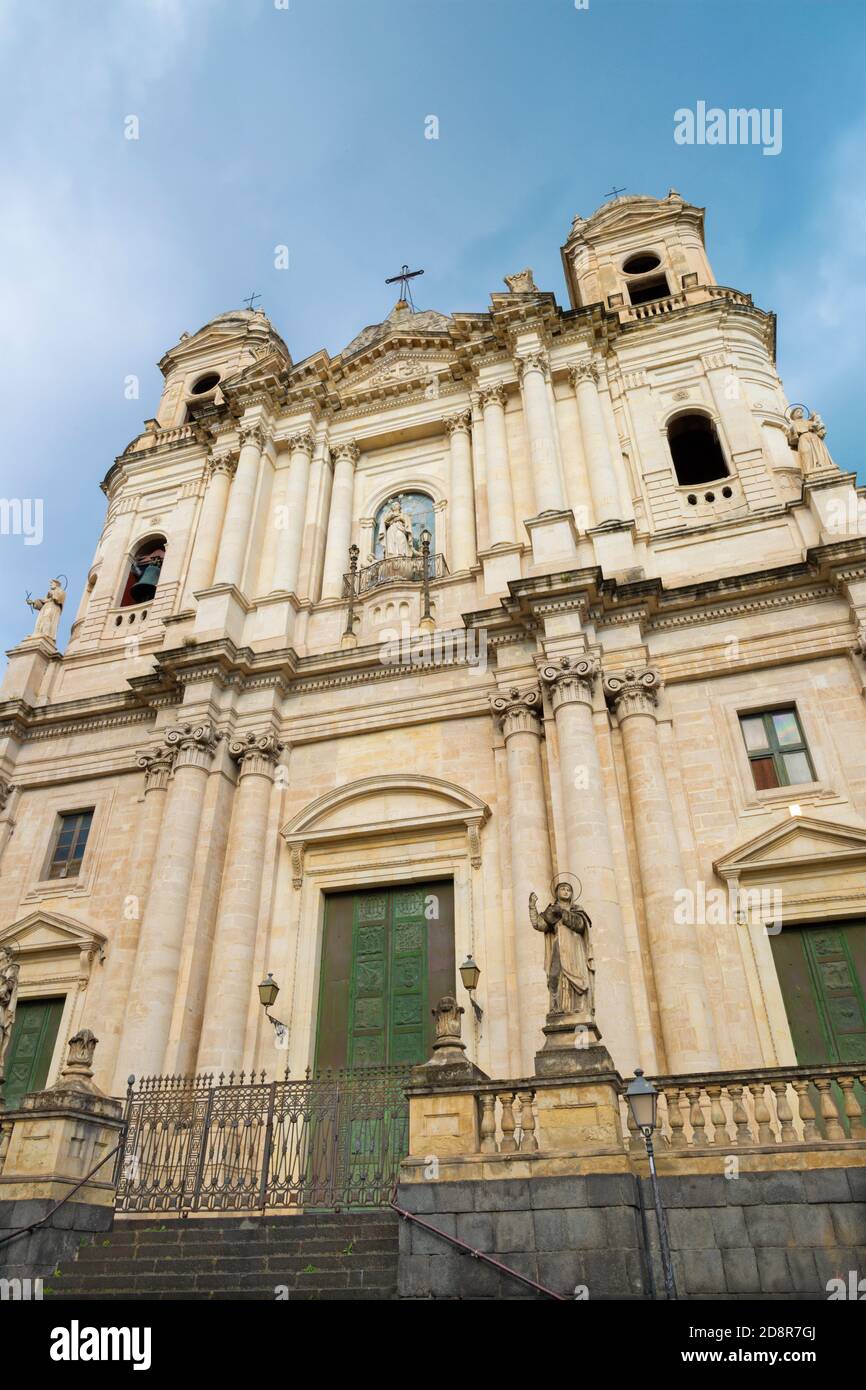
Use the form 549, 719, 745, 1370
770, 921, 866, 1065
315, 882, 455, 1071
3, 997, 65, 1109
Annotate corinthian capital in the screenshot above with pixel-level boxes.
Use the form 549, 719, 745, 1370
228, 728, 285, 778
164, 720, 221, 768
287, 430, 315, 458
603, 668, 660, 718
490, 686, 543, 738
136, 742, 176, 792
540, 656, 598, 711
332, 439, 360, 466
444, 411, 472, 437
476, 383, 508, 410
516, 350, 549, 382
568, 360, 599, 388
207, 448, 239, 481
239, 422, 267, 450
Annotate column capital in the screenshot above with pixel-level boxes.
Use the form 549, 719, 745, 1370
568, 359, 599, 388
207, 448, 239, 480
136, 742, 176, 792
603, 667, 661, 718
228, 728, 285, 779
164, 720, 222, 769
444, 410, 472, 437
332, 439, 360, 466
540, 656, 598, 711
476, 383, 508, 410
490, 686, 543, 738
515, 350, 549, 383
286, 430, 315, 458
238, 422, 267, 450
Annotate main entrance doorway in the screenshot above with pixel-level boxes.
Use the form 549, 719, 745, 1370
3, 996, 64, 1110
315, 881, 456, 1071
770, 920, 866, 1065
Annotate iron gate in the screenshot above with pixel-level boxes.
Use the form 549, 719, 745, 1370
115, 1067, 411, 1213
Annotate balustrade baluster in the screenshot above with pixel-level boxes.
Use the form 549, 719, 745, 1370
837, 1075, 865, 1141
706, 1084, 727, 1145
814, 1078, 846, 1142
664, 1086, 687, 1148
686, 1086, 708, 1145
727, 1085, 753, 1146
517, 1090, 538, 1153
770, 1080, 797, 1143
625, 1100, 645, 1153
748, 1083, 774, 1144
479, 1093, 498, 1153
498, 1092, 517, 1153
791, 1080, 820, 1143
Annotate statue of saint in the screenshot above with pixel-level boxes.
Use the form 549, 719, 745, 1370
529, 882, 595, 1019
787, 406, 835, 476
0, 946, 20, 1080
26, 578, 66, 641
378, 498, 415, 559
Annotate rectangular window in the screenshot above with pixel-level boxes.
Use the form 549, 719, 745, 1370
47, 810, 93, 879
739, 708, 815, 791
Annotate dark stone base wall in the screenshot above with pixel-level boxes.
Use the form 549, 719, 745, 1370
396, 1168, 866, 1300
0, 1198, 114, 1287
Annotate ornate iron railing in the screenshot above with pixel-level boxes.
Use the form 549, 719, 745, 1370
342, 552, 448, 597
116, 1067, 412, 1214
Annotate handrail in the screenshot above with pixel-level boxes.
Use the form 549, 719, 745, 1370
389, 1191, 567, 1301
0, 1136, 125, 1252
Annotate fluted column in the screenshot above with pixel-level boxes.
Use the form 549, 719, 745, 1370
517, 350, 565, 514
540, 657, 639, 1068
478, 387, 516, 546
445, 411, 477, 573
570, 361, 622, 524
183, 451, 237, 604
490, 687, 552, 1069
273, 430, 314, 594
321, 440, 359, 599
604, 669, 718, 1072
196, 730, 283, 1076
115, 721, 221, 1082
213, 422, 266, 588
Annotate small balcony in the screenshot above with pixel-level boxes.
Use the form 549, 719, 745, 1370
343, 552, 449, 597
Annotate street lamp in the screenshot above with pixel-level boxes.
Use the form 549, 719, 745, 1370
344, 543, 360, 638
458, 953, 483, 1021
626, 1068, 677, 1300
420, 528, 432, 625
258, 972, 288, 1044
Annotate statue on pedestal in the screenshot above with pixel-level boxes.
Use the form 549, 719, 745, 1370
786, 405, 835, 476
378, 497, 415, 559
529, 881, 595, 1020
25, 578, 66, 641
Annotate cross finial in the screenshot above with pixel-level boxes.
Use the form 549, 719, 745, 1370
604, 185, 627, 201
242, 291, 262, 312
385, 263, 424, 310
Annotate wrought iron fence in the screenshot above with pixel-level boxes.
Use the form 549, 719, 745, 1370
116, 1067, 412, 1214
342, 552, 448, 596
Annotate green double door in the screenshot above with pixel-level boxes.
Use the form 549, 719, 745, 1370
315, 881, 455, 1071
3, 997, 64, 1110
771, 921, 866, 1065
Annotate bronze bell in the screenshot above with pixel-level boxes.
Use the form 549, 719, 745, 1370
130, 561, 162, 604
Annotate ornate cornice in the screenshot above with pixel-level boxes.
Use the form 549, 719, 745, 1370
228, 728, 285, 778
603, 667, 660, 718
539, 656, 598, 711
490, 686, 543, 738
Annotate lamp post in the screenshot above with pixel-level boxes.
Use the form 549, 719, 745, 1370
626, 1068, 677, 1300
344, 543, 360, 638
458, 953, 483, 1022
258, 972, 288, 1049
420, 528, 432, 626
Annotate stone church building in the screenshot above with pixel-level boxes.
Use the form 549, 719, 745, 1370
1, 189, 865, 1114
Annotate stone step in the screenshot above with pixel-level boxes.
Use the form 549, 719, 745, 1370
76, 1237, 396, 1263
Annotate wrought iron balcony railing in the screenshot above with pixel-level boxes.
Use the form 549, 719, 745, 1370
342, 551, 448, 597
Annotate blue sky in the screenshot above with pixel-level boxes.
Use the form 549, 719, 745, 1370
1, 0, 864, 654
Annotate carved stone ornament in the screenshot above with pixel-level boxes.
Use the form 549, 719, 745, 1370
504, 268, 538, 294
476, 384, 508, 411
136, 742, 175, 792
540, 656, 598, 710
239, 422, 267, 450
568, 360, 599, 388
228, 728, 285, 777
164, 721, 221, 768
332, 440, 360, 466
603, 667, 660, 717
287, 431, 315, 458
490, 687, 543, 738
444, 411, 472, 436
431, 995, 466, 1053
516, 350, 549, 382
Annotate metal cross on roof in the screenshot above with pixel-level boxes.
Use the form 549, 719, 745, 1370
385, 264, 424, 310
604, 185, 627, 200
242, 291, 262, 311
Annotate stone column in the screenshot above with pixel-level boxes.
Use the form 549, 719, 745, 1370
478, 387, 516, 546
213, 423, 266, 589
539, 657, 639, 1069
603, 669, 718, 1072
570, 362, 622, 524
321, 440, 359, 599
104, 743, 174, 1095
445, 411, 477, 573
196, 730, 283, 1077
114, 721, 220, 1083
517, 351, 565, 514
490, 687, 552, 1069
273, 431, 314, 594
183, 451, 236, 604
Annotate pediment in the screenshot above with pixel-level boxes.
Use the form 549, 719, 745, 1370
342, 351, 454, 395
714, 814, 866, 880
283, 774, 489, 845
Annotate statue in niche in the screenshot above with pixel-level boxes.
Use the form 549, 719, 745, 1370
0, 946, 20, 1082
786, 405, 835, 476
529, 881, 595, 1019
378, 497, 416, 559
26, 578, 66, 641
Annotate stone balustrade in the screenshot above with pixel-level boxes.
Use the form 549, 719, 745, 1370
476, 1084, 538, 1155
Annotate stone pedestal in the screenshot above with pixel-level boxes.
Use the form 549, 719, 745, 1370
0, 636, 59, 703
534, 1012, 615, 1078
525, 509, 578, 568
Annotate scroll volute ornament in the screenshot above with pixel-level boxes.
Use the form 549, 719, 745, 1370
540, 656, 598, 710
228, 729, 284, 778
490, 686, 543, 737
603, 667, 660, 717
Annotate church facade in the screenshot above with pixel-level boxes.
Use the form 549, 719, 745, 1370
1, 189, 865, 1110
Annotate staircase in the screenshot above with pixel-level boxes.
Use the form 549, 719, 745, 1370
45, 1211, 400, 1301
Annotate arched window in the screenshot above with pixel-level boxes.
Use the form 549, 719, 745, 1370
120, 537, 166, 607
373, 493, 435, 559
667, 414, 729, 487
